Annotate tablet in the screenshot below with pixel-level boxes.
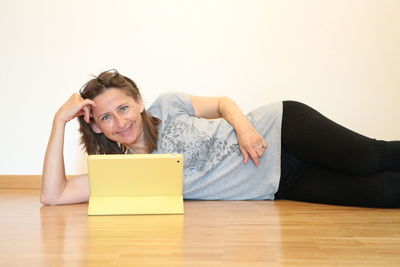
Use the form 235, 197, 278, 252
87, 154, 184, 215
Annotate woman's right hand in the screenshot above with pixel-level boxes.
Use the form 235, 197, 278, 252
55, 93, 96, 124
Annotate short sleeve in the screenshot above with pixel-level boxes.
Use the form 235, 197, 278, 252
148, 92, 195, 120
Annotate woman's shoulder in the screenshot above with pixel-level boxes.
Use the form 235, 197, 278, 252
148, 91, 194, 118
152, 91, 189, 104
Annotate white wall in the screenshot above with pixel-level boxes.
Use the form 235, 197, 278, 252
0, 0, 399, 175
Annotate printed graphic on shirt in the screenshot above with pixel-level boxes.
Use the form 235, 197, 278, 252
158, 115, 241, 178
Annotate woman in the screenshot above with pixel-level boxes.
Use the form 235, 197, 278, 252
41, 69, 400, 207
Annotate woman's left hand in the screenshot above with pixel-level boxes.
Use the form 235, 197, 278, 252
236, 125, 268, 167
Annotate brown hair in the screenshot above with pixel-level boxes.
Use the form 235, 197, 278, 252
78, 69, 160, 155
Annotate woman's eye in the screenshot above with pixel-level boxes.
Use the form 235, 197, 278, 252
101, 115, 111, 121
119, 105, 128, 112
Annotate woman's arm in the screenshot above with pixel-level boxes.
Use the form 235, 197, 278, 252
189, 95, 267, 166
40, 94, 94, 205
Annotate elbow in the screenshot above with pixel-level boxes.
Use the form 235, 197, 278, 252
40, 197, 53, 206
40, 194, 60, 206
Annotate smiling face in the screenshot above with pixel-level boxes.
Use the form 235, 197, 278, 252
90, 88, 145, 149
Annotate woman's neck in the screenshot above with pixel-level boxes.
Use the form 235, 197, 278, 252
126, 132, 149, 154
127, 144, 149, 154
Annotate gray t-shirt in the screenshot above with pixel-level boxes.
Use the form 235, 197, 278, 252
147, 92, 283, 200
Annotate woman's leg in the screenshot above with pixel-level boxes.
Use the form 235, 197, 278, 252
279, 164, 400, 208
281, 101, 400, 174
277, 101, 400, 207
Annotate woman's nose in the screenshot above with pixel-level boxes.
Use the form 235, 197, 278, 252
114, 115, 126, 128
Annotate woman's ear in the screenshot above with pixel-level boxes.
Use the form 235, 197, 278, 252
90, 121, 103, 134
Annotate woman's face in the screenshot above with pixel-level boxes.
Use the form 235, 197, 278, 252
90, 88, 145, 148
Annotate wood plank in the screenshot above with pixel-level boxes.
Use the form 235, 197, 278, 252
1, 189, 399, 266
0, 175, 41, 189
0, 175, 78, 189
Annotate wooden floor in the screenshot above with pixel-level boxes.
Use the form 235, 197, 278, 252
1, 189, 400, 266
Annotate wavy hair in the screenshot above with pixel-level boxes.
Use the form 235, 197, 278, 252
78, 69, 160, 155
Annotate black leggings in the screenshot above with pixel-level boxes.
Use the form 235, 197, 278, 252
275, 101, 400, 208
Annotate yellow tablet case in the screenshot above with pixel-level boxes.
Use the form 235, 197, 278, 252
87, 154, 184, 215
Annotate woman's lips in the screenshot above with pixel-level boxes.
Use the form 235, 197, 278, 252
116, 124, 133, 136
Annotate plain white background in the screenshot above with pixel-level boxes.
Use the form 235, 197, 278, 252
0, 0, 399, 175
